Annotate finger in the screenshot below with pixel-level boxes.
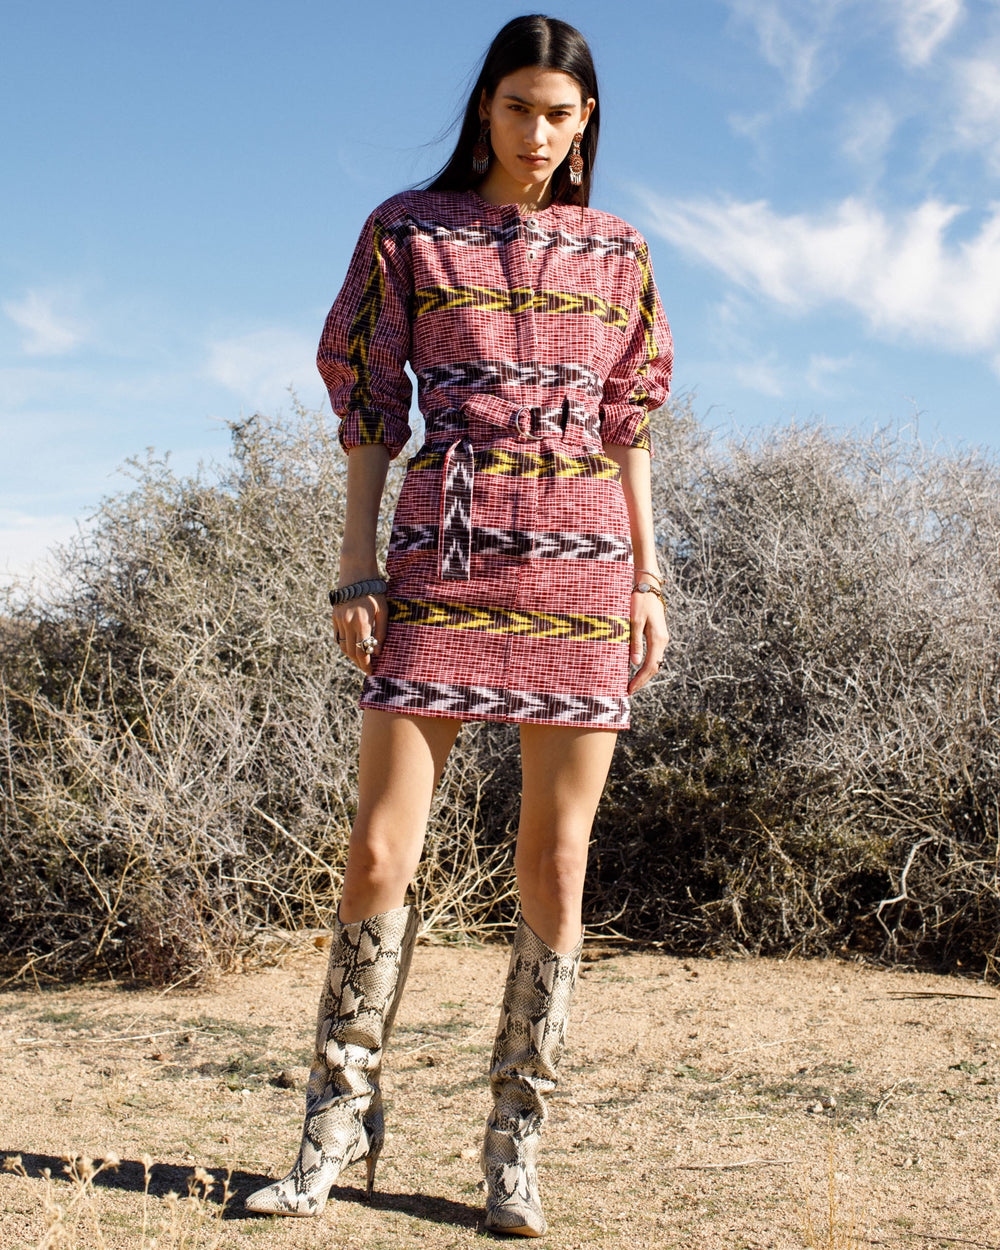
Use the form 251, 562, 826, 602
629, 610, 647, 666
628, 622, 668, 694
353, 596, 385, 671
372, 595, 389, 647
628, 659, 657, 695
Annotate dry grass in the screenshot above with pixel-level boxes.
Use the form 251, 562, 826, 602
4, 1153, 230, 1250
801, 1125, 858, 1250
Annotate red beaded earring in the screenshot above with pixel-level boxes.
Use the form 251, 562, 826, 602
472, 122, 491, 175
568, 132, 584, 186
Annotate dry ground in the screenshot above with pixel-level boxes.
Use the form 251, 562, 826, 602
2, 942, 1000, 1249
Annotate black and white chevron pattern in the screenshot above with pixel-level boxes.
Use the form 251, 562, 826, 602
417, 359, 602, 398
391, 523, 631, 563
385, 214, 643, 262
360, 677, 629, 728
439, 437, 474, 579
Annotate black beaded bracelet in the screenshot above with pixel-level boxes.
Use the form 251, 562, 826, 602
328, 578, 388, 607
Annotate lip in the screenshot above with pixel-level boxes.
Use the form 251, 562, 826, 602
518, 155, 548, 166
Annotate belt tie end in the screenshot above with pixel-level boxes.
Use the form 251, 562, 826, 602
439, 437, 474, 580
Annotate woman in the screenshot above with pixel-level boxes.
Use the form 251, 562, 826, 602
245, 14, 672, 1236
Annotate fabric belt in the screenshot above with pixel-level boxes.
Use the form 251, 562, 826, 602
427, 395, 546, 582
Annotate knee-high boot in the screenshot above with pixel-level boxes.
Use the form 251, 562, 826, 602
245, 904, 418, 1217
481, 917, 583, 1237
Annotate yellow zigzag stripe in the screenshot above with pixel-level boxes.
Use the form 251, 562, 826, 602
407, 447, 621, 480
631, 244, 658, 411
389, 598, 628, 643
344, 220, 388, 445
413, 285, 629, 332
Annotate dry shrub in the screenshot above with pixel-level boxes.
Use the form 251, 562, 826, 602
0, 405, 516, 984
2, 401, 999, 981
589, 404, 1000, 969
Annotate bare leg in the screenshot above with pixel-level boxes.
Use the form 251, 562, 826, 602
339, 709, 460, 922
515, 724, 618, 952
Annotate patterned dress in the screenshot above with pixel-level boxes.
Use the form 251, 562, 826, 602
318, 189, 673, 729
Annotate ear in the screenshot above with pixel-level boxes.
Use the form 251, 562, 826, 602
579, 96, 596, 131
478, 87, 490, 124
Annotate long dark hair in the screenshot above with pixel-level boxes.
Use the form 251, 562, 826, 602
424, 15, 600, 207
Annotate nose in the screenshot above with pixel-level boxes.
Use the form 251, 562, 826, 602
524, 113, 548, 148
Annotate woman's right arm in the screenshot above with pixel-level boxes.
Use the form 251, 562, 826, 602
318, 202, 414, 672
333, 444, 391, 673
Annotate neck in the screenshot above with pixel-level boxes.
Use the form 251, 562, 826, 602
475, 167, 553, 212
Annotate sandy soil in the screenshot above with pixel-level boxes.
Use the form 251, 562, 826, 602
2, 941, 999, 1249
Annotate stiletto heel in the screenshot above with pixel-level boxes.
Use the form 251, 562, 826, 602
244, 906, 417, 1217
365, 1150, 379, 1201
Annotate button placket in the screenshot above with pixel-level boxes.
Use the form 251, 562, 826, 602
508, 207, 538, 372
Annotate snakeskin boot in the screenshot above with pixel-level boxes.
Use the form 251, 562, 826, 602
244, 904, 418, 1217
481, 917, 583, 1237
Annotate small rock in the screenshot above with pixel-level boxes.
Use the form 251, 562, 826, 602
270, 1070, 297, 1089
460, 1147, 477, 1159
806, 1101, 825, 1115
820, 1095, 837, 1109
148, 1052, 165, 1063
420, 1054, 437, 1067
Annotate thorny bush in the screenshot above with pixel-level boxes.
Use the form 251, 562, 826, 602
1, 402, 998, 983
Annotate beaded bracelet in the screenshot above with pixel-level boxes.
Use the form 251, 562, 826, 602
328, 578, 388, 607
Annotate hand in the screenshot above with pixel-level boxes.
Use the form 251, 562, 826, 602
627, 588, 669, 695
332, 593, 388, 674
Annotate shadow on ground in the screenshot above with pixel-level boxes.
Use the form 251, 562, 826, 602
2, 1148, 484, 1231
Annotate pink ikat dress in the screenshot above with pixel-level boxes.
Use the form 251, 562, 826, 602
318, 189, 673, 729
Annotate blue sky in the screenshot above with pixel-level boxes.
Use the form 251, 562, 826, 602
3, 0, 998, 588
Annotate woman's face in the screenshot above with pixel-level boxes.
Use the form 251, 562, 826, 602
479, 66, 595, 202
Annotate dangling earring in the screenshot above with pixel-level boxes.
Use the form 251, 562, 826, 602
568, 132, 584, 186
472, 122, 491, 175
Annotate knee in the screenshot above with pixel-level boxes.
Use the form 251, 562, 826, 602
343, 828, 413, 899
516, 843, 588, 912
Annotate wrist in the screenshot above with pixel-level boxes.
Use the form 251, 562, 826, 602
338, 549, 380, 584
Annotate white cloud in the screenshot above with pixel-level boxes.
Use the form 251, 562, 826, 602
733, 356, 787, 396
3, 290, 88, 356
840, 99, 897, 168
889, 0, 963, 67
726, 0, 834, 107
641, 189, 1000, 358
806, 352, 855, 392
952, 52, 1000, 171
205, 328, 322, 412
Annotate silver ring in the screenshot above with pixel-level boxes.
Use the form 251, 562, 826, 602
358, 636, 378, 655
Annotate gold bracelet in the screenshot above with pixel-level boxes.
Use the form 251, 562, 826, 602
632, 580, 667, 607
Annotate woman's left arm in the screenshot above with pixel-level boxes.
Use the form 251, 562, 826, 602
603, 445, 668, 694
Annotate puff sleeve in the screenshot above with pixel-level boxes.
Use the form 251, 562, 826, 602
317, 208, 413, 458
599, 240, 673, 452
